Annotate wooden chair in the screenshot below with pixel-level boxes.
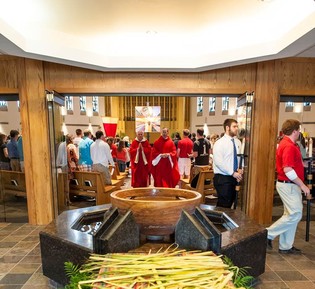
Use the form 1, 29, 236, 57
181, 165, 210, 189
115, 162, 128, 178
179, 164, 194, 189
192, 165, 211, 176
185, 170, 217, 203
69, 171, 120, 205
0, 170, 26, 198
109, 165, 125, 187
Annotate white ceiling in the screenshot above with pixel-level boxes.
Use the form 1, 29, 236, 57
0, 0, 315, 72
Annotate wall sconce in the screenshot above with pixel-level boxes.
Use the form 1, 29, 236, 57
86, 109, 93, 118
62, 122, 68, 135
60, 107, 68, 135
203, 123, 209, 137
228, 108, 236, 116
293, 103, 303, 113
86, 110, 93, 133
88, 122, 93, 134
61, 106, 67, 116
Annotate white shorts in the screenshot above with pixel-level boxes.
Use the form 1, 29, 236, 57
178, 158, 192, 176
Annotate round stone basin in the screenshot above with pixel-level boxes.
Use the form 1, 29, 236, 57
110, 188, 202, 236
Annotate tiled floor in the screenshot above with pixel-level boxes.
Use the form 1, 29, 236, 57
255, 219, 315, 289
1, 177, 315, 288
0, 222, 56, 289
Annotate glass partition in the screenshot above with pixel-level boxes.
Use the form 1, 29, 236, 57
0, 94, 28, 222
46, 91, 67, 216
237, 92, 254, 212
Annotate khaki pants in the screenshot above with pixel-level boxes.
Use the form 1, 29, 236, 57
92, 163, 112, 185
267, 182, 303, 250
10, 159, 20, 171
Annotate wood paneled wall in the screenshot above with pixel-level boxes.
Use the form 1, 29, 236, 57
1, 56, 315, 225
279, 58, 315, 96
43, 63, 256, 94
0, 56, 18, 93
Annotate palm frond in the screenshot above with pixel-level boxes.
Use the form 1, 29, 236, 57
64, 261, 81, 277
222, 256, 255, 289
64, 261, 92, 289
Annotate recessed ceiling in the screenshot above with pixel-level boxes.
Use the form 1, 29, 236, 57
0, 0, 315, 72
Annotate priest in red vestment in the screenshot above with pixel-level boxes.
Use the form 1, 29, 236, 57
129, 130, 152, 187
151, 127, 180, 188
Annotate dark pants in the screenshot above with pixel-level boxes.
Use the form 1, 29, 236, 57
214, 174, 237, 208
117, 160, 126, 173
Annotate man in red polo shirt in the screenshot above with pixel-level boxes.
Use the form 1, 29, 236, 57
267, 119, 310, 254
177, 129, 193, 180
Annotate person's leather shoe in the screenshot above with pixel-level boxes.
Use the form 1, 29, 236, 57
267, 239, 273, 250
278, 246, 302, 254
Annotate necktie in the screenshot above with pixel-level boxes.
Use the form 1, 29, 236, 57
232, 138, 238, 172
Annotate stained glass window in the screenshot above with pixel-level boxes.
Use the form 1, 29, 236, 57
197, 97, 203, 113
65, 96, 73, 111
304, 102, 311, 111
285, 101, 294, 112
285, 101, 294, 107
0, 100, 8, 111
222, 97, 229, 111
304, 102, 311, 107
209, 97, 216, 112
80, 96, 86, 112
0, 101, 7, 107
92, 96, 99, 112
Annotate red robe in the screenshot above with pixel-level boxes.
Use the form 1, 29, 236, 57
129, 137, 152, 187
151, 136, 180, 188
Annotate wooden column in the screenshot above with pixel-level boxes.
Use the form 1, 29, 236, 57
246, 61, 280, 224
18, 59, 54, 225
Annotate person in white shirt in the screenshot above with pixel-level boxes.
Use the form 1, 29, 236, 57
73, 128, 83, 156
56, 139, 67, 172
213, 118, 243, 208
90, 130, 115, 185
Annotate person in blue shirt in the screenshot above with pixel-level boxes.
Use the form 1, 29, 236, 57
78, 129, 94, 171
17, 135, 24, 172
7, 130, 20, 171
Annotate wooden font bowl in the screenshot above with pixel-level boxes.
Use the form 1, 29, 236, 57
110, 187, 202, 236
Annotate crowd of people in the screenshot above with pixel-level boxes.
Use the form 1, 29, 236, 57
52, 118, 246, 209
2, 117, 313, 256
1, 119, 245, 208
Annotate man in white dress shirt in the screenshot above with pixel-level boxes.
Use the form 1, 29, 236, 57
90, 130, 115, 185
213, 118, 243, 208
